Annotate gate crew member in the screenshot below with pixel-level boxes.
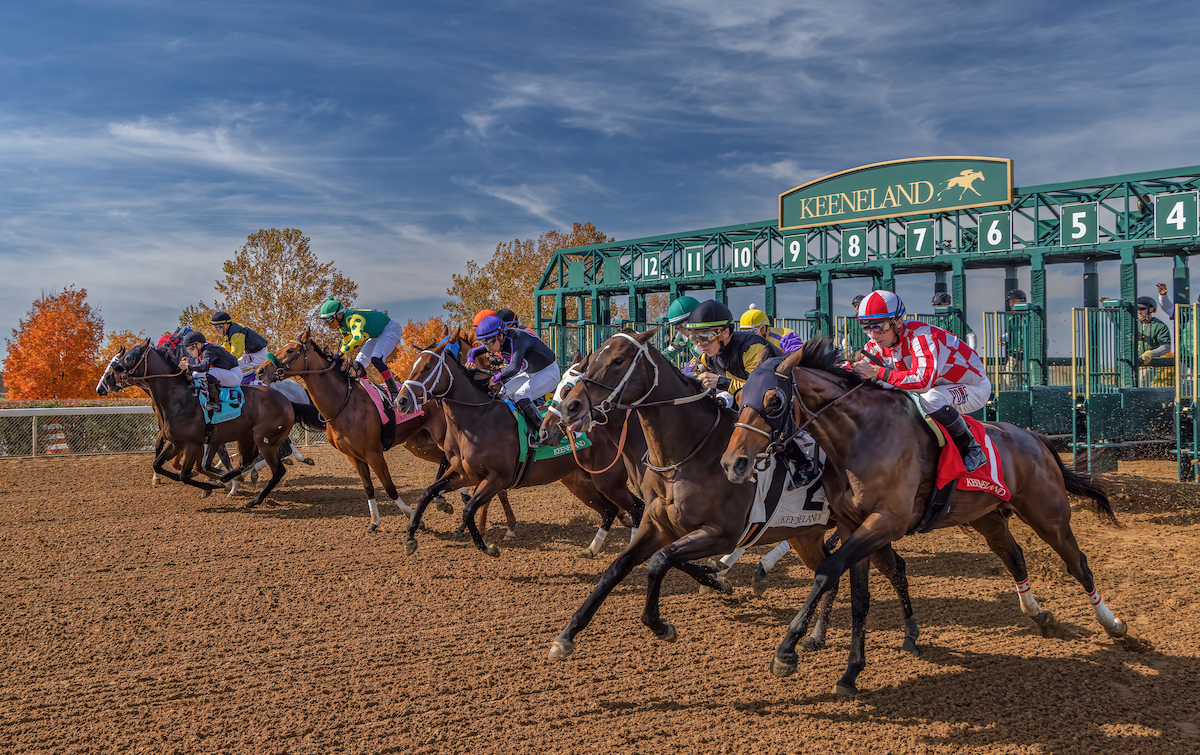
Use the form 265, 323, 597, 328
739, 305, 803, 354
209, 311, 270, 381
319, 298, 406, 399
177, 331, 242, 412
476, 314, 561, 448
684, 300, 782, 394
851, 290, 991, 471
1135, 296, 1172, 365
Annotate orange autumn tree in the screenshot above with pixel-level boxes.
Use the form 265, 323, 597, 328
4, 287, 105, 399
387, 316, 451, 383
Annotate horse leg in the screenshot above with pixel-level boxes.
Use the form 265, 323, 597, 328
868, 544, 920, 655
970, 509, 1055, 632
498, 491, 517, 540
549, 523, 667, 661
1012, 497, 1128, 640
151, 438, 176, 487
248, 439, 287, 509
176, 445, 220, 493
434, 455, 454, 514
834, 557, 871, 697
641, 527, 738, 643
461, 476, 507, 557
562, 474, 618, 559
364, 449, 414, 519
353, 458, 383, 533
406, 470, 461, 554
787, 530, 840, 651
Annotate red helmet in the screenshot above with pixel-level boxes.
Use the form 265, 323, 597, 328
857, 290, 905, 321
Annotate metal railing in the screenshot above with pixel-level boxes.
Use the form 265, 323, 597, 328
0, 405, 328, 459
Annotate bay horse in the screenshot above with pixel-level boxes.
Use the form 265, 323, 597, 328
104, 341, 294, 508
395, 330, 645, 558
542, 329, 917, 662
720, 335, 1130, 695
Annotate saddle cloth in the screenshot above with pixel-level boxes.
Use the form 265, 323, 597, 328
736, 447, 830, 549
195, 382, 244, 424
504, 399, 591, 464
359, 378, 423, 425
931, 414, 1010, 501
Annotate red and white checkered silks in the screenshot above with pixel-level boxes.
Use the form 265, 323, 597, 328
862, 320, 986, 391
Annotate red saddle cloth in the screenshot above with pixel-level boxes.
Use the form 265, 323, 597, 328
932, 415, 1010, 501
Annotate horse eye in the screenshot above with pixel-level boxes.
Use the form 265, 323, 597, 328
612, 357, 625, 366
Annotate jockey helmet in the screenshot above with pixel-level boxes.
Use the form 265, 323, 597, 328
851, 294, 866, 310
496, 308, 518, 327
318, 298, 345, 320
685, 300, 734, 331
739, 305, 769, 330
476, 315, 505, 341
857, 290, 905, 321
181, 331, 207, 348
931, 292, 952, 306
665, 295, 699, 325
1005, 289, 1027, 302
472, 309, 496, 327
210, 311, 233, 325
1136, 296, 1156, 311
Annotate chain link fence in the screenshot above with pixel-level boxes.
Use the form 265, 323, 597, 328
0, 406, 328, 459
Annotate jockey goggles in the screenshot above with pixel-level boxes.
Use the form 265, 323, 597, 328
688, 329, 723, 345
860, 319, 894, 334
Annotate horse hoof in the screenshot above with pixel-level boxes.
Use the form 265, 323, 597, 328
716, 576, 733, 595
834, 682, 859, 697
1032, 610, 1055, 634
752, 579, 767, 597
770, 656, 797, 678
655, 623, 677, 643
484, 543, 501, 558
901, 638, 921, 656
406, 539, 417, 556
504, 529, 517, 540
301, 457, 315, 466
249, 471, 258, 484
577, 548, 595, 559
435, 498, 453, 514
200, 489, 211, 499
367, 522, 379, 534
281, 457, 294, 466
1106, 618, 1129, 639
548, 639, 574, 661
799, 635, 825, 652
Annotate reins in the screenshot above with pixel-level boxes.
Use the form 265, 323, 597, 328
270, 339, 355, 423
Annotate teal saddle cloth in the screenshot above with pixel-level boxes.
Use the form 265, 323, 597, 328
193, 380, 245, 424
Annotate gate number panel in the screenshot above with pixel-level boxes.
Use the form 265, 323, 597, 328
905, 220, 935, 258
1156, 192, 1199, 240
841, 228, 868, 263
1061, 202, 1099, 246
977, 211, 1012, 253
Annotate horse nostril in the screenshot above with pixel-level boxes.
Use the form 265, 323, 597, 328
733, 456, 748, 477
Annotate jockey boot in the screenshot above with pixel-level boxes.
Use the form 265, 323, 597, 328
930, 405, 986, 473
784, 442, 820, 488
384, 377, 400, 401
515, 398, 542, 448
203, 375, 222, 413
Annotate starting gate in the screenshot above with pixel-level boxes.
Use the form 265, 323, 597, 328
1177, 304, 1199, 481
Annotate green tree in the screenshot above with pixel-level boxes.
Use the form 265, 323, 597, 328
444, 223, 613, 328
181, 228, 357, 351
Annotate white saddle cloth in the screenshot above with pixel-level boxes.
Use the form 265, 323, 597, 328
735, 436, 830, 549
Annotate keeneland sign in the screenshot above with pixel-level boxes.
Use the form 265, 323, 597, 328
779, 156, 1013, 231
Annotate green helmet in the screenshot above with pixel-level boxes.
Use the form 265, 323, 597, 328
318, 297, 345, 320
665, 295, 700, 325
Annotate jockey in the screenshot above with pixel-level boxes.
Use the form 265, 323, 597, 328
209, 311, 270, 380
851, 290, 990, 472
176, 331, 242, 412
473, 309, 497, 328
684, 300, 782, 395
663, 295, 700, 359
739, 305, 803, 354
495, 307, 540, 338
476, 314, 560, 447
319, 298, 406, 399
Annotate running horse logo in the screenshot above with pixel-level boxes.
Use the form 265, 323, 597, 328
936, 169, 986, 201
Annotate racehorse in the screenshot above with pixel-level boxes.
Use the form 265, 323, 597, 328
395, 330, 645, 558
720, 335, 1129, 695
541, 329, 917, 662
103, 341, 295, 508
262, 328, 418, 532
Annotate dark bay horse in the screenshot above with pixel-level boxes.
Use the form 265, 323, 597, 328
104, 341, 294, 508
721, 335, 1130, 695
542, 329, 917, 662
395, 331, 645, 558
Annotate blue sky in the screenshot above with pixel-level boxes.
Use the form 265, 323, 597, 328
2, 0, 1199, 362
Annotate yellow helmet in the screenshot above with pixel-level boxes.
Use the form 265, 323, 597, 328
739, 305, 769, 330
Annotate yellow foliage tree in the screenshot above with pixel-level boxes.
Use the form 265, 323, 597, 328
180, 228, 357, 352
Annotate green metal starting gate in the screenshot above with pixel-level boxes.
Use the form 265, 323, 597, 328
1177, 304, 1199, 481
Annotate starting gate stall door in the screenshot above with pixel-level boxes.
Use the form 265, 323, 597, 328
982, 311, 1030, 429
1072, 307, 1124, 474
1177, 304, 1199, 482
835, 316, 869, 356
544, 324, 588, 370
777, 318, 820, 344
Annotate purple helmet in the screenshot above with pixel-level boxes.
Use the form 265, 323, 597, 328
475, 315, 505, 341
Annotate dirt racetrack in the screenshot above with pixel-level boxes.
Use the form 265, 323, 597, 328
2, 447, 1199, 755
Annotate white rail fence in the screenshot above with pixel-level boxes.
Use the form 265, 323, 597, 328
0, 406, 328, 458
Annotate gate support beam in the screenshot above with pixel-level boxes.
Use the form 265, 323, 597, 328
1121, 248, 1139, 387
1175, 255, 1191, 311
951, 258, 967, 336
1030, 254, 1047, 386
764, 273, 777, 320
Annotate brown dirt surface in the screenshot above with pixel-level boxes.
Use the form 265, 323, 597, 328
2, 449, 1199, 754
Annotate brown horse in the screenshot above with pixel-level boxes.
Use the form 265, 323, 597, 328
721, 335, 1129, 695
542, 329, 917, 662
103, 341, 294, 508
395, 330, 645, 558
263, 329, 417, 532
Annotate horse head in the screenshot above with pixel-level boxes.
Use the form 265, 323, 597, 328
721, 345, 805, 483
554, 328, 659, 434
396, 335, 457, 415
95, 346, 128, 396
539, 350, 591, 446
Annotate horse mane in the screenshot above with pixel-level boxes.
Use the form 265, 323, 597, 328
796, 333, 866, 386
307, 338, 355, 382
613, 327, 707, 394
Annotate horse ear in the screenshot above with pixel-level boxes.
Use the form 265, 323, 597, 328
775, 346, 805, 377
635, 327, 658, 345
299, 326, 311, 342
441, 323, 450, 338
751, 345, 770, 373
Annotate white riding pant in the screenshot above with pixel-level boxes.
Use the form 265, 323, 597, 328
917, 377, 991, 415
354, 320, 405, 366
503, 362, 562, 403
193, 367, 242, 388
238, 348, 269, 374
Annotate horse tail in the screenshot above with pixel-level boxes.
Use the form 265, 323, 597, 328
1033, 432, 1119, 526
292, 401, 327, 431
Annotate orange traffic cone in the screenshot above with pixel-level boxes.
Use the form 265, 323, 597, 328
43, 421, 69, 454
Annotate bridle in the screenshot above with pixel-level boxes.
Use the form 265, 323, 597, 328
401, 347, 496, 409
112, 345, 185, 388
265, 339, 354, 422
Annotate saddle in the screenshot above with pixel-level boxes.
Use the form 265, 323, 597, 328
504, 399, 592, 488
192, 380, 244, 425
